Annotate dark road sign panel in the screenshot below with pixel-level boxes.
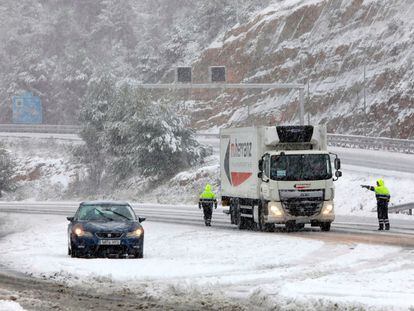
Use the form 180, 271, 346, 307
176, 67, 192, 83
210, 66, 226, 82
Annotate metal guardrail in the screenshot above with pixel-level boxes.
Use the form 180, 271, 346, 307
197, 132, 414, 154
372, 203, 414, 215
389, 203, 414, 215
328, 134, 414, 154
0, 124, 80, 134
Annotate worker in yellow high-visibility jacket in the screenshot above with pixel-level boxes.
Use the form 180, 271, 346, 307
361, 179, 391, 230
199, 184, 217, 227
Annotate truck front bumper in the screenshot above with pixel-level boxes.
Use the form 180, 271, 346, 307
265, 201, 335, 224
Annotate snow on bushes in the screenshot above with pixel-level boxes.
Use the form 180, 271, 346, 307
76, 76, 211, 191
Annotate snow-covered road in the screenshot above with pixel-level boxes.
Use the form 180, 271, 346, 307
0, 214, 413, 310
1, 201, 413, 246
0, 135, 413, 309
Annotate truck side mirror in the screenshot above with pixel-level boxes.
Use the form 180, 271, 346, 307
334, 158, 341, 170
67, 216, 74, 222
257, 171, 269, 183
258, 159, 263, 171
335, 171, 342, 178
139, 217, 146, 223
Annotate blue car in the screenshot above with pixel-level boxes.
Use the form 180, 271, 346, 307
67, 201, 145, 258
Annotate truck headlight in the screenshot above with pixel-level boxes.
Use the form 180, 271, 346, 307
127, 228, 143, 238
322, 202, 334, 215
268, 202, 284, 217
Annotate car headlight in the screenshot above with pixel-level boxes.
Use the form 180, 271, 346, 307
127, 228, 143, 238
73, 226, 93, 237
268, 202, 284, 217
74, 227, 83, 236
322, 202, 334, 215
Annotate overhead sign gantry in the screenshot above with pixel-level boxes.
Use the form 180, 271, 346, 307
137, 66, 306, 125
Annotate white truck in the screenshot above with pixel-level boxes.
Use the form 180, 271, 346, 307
220, 125, 342, 231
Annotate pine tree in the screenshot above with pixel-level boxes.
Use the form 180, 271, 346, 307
0, 145, 17, 197
77, 78, 209, 190
106, 86, 208, 180
75, 75, 116, 190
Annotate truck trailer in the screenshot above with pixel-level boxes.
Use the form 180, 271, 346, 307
220, 125, 342, 232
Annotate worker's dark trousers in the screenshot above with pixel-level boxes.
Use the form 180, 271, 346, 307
377, 200, 389, 229
203, 205, 213, 221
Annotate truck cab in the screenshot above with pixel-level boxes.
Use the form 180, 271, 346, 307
259, 150, 337, 231
220, 125, 342, 232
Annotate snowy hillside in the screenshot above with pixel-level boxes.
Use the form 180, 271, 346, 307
1, 1, 412, 138
188, 0, 414, 139
0, 137, 85, 201
0, 0, 268, 125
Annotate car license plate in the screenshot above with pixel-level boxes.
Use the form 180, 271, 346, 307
99, 239, 121, 245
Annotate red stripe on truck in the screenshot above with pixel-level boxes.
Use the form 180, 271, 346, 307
230, 172, 252, 186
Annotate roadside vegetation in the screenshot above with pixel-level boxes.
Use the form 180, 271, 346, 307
0, 144, 17, 197
74, 76, 210, 195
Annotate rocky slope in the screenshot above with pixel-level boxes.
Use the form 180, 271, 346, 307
188, 0, 414, 138
1, 0, 412, 138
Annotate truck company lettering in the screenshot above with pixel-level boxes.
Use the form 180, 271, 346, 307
224, 140, 253, 187
230, 140, 252, 158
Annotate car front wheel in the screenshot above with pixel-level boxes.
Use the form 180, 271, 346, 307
70, 242, 78, 258
135, 249, 143, 259
320, 222, 331, 231
135, 241, 144, 259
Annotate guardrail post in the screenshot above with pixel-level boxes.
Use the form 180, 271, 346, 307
409, 209, 412, 216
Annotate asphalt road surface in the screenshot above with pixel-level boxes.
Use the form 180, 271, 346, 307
0, 201, 413, 247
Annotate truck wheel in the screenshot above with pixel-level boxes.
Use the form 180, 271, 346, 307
233, 200, 245, 230
245, 218, 255, 230
285, 221, 296, 232
237, 215, 246, 230
230, 205, 236, 224
257, 204, 267, 232
295, 223, 305, 231
320, 222, 331, 232
231, 199, 239, 225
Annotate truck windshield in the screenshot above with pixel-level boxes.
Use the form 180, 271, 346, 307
270, 154, 332, 181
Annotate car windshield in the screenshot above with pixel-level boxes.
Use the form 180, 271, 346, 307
270, 154, 332, 181
76, 204, 136, 221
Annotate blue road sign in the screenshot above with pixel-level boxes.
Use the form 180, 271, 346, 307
12, 92, 43, 124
